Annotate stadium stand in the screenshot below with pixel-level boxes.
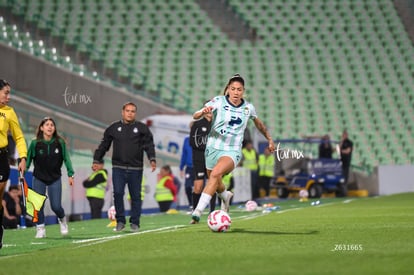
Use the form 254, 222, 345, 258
0, 0, 413, 170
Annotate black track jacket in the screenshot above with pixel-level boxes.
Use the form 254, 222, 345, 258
94, 120, 156, 168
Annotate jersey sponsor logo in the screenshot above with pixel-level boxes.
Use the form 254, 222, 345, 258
228, 117, 242, 127
223, 105, 245, 115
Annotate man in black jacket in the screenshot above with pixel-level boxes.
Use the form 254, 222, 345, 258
340, 130, 353, 185
94, 102, 156, 232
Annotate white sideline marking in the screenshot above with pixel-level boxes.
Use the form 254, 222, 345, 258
72, 225, 186, 248
1, 244, 17, 247
343, 199, 354, 204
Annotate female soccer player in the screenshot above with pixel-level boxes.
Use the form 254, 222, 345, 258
191, 74, 275, 223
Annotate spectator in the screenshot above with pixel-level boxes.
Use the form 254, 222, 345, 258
241, 141, 259, 200
319, 134, 334, 159
155, 165, 177, 212
82, 160, 108, 219
340, 130, 353, 185
258, 147, 275, 198
168, 173, 182, 213
2, 185, 22, 229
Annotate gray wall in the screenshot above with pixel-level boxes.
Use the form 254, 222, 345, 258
378, 165, 414, 195
0, 42, 180, 126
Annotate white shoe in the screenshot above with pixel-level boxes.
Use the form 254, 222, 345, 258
35, 225, 46, 238
59, 217, 69, 236
221, 191, 233, 213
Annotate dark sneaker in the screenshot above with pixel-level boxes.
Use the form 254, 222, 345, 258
113, 222, 125, 232
130, 224, 139, 232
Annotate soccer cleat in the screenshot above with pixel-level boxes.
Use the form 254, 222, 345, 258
59, 217, 69, 236
189, 218, 199, 224
114, 222, 125, 232
130, 224, 139, 233
35, 225, 46, 238
186, 206, 193, 215
190, 210, 201, 224
221, 191, 233, 213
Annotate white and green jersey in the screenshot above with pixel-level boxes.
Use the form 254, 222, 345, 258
205, 95, 257, 151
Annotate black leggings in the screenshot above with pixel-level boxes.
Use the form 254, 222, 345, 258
158, 201, 172, 212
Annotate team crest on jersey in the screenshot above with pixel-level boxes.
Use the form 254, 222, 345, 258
243, 107, 250, 115
133, 127, 138, 133
117, 127, 122, 132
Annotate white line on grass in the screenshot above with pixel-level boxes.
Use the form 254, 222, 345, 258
71, 225, 187, 248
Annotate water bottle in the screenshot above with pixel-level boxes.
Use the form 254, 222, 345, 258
20, 215, 27, 229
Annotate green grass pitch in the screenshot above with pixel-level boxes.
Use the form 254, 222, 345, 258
1, 193, 413, 275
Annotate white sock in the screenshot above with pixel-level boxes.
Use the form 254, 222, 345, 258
218, 190, 228, 201
195, 193, 212, 214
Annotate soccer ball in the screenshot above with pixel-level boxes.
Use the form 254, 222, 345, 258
207, 210, 232, 232
299, 189, 309, 198
107, 206, 116, 220
245, 200, 258, 211
299, 189, 309, 202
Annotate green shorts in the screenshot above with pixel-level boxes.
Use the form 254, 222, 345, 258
204, 147, 242, 170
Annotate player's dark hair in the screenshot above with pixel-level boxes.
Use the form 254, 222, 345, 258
122, 101, 137, 110
223, 74, 245, 95
36, 117, 66, 144
0, 79, 10, 89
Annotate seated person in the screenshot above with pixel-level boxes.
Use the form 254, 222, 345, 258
154, 165, 177, 212
2, 185, 34, 229
319, 134, 334, 159
2, 185, 22, 229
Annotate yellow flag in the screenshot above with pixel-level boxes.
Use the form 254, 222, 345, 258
21, 177, 47, 223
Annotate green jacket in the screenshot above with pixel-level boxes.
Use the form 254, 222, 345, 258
26, 137, 74, 183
